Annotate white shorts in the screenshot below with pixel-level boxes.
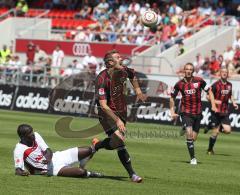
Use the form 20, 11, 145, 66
48, 147, 79, 176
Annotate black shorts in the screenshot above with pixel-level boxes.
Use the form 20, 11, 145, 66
98, 110, 126, 137
210, 111, 230, 127
180, 113, 203, 133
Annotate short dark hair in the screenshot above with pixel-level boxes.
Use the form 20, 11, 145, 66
184, 62, 194, 69
103, 49, 119, 68
17, 124, 33, 138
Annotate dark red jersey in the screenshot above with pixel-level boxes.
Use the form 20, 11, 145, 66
211, 79, 232, 114
171, 76, 208, 115
95, 66, 135, 119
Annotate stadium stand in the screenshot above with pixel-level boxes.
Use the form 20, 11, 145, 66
0, 0, 239, 88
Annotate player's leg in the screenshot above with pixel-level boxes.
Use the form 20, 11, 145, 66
51, 148, 103, 177
93, 116, 117, 151
204, 111, 214, 134
207, 126, 220, 155
57, 167, 87, 177
77, 146, 95, 169
207, 113, 221, 154
110, 131, 142, 183
93, 115, 142, 182
221, 115, 231, 134
183, 115, 197, 164
57, 167, 103, 178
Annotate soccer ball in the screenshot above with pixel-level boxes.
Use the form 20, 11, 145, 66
141, 10, 158, 28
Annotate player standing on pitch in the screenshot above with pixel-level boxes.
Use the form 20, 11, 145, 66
93, 50, 147, 183
205, 67, 238, 154
169, 63, 216, 165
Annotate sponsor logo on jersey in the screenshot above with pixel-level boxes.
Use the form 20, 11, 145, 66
193, 83, 199, 88
184, 89, 196, 95
221, 90, 229, 95
99, 88, 105, 95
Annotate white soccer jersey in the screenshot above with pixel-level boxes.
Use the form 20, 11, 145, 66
14, 132, 49, 171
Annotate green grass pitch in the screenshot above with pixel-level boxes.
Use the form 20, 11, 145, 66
0, 109, 240, 194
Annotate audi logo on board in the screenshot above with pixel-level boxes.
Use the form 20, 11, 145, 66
72, 43, 91, 56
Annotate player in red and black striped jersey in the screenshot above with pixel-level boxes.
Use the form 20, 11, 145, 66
206, 67, 238, 155
94, 50, 147, 183
170, 63, 215, 165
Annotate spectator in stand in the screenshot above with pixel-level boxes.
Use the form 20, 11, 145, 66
93, 0, 109, 21
193, 53, 205, 73
209, 55, 220, 76
128, 0, 140, 13
52, 0, 66, 9
223, 46, 235, 61
75, 1, 92, 19
127, 11, 137, 30
51, 44, 64, 86
197, 57, 211, 78
234, 45, 240, 61
119, 0, 128, 14
176, 21, 188, 37
177, 41, 185, 56
233, 34, 240, 49
211, 49, 217, 59
118, 18, 129, 34
82, 50, 98, 70
26, 42, 35, 65
161, 22, 172, 45
74, 27, 90, 42
168, 2, 183, 15
140, 3, 150, 15
16, 0, 29, 16
8, 55, 22, 72
217, 54, 225, 67
233, 58, 240, 74
34, 45, 48, 65
0, 45, 11, 64
129, 19, 143, 35
215, 1, 226, 16
198, 1, 213, 16
225, 60, 236, 76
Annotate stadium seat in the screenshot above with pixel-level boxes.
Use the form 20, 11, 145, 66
0, 7, 8, 15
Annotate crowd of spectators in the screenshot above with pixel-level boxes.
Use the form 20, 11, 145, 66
1, 1, 239, 45
0, 0, 240, 86
177, 30, 240, 78
0, 41, 103, 87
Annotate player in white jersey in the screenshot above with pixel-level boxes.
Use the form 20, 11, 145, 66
14, 124, 103, 177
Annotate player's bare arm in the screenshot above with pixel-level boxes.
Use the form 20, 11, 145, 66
15, 168, 29, 176
130, 76, 147, 102
231, 95, 239, 110
208, 89, 218, 112
99, 99, 126, 132
42, 148, 53, 164
169, 97, 179, 120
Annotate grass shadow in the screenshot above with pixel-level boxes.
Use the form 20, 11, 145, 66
170, 160, 203, 164
101, 175, 129, 182
213, 153, 232, 157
